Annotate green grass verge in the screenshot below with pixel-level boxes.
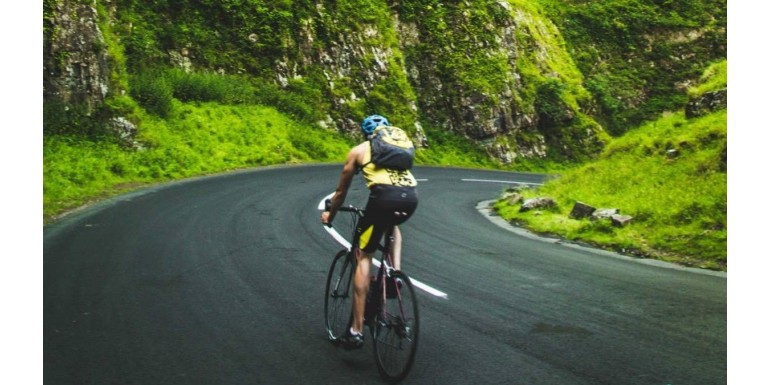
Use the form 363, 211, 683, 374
43, 101, 354, 222
43, 99, 515, 223
493, 109, 727, 271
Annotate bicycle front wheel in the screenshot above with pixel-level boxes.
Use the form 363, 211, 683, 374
372, 271, 419, 383
324, 249, 355, 342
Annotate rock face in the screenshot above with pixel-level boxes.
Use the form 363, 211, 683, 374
271, 4, 411, 135
107, 117, 140, 148
43, 1, 604, 162
44, 0, 111, 113
685, 89, 727, 118
394, 3, 602, 163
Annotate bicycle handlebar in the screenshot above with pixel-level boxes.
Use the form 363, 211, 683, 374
324, 199, 364, 215
323, 199, 364, 228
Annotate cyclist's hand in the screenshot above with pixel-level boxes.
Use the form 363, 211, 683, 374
321, 211, 332, 226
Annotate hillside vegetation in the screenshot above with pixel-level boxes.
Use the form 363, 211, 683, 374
44, 0, 725, 157
538, 0, 726, 135
43, 1, 727, 269
493, 60, 727, 270
44, 91, 498, 222
44, 102, 343, 219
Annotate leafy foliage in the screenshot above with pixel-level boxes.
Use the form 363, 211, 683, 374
126, 68, 330, 124
538, 0, 727, 135
129, 71, 174, 117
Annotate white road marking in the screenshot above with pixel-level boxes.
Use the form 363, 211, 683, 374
461, 178, 543, 186
318, 194, 448, 299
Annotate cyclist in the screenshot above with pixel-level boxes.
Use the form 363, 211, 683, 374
321, 114, 419, 349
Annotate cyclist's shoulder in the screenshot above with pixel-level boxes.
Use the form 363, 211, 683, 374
352, 141, 369, 152
349, 141, 369, 162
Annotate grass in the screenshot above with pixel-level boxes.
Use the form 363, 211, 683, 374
493, 109, 727, 270
688, 60, 727, 98
43, 101, 354, 222
43, 97, 516, 222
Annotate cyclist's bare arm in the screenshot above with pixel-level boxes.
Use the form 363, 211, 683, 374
322, 143, 366, 224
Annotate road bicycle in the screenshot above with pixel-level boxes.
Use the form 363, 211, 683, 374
323, 201, 419, 383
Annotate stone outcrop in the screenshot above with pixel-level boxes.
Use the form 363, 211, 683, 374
569, 201, 634, 227
591, 208, 619, 221
44, 0, 140, 145
44, 0, 110, 113
569, 201, 596, 219
520, 197, 556, 212
107, 117, 141, 149
685, 89, 727, 118
611, 214, 633, 227
393, 3, 601, 163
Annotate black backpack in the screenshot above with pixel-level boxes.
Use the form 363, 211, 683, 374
365, 126, 415, 171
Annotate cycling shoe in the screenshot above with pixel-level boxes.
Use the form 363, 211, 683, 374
339, 329, 365, 350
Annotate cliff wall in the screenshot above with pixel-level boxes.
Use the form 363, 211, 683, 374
43, 0, 725, 164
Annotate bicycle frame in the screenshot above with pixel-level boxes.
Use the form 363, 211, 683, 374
326, 201, 395, 266
324, 200, 419, 382
325, 202, 407, 323
342, 208, 400, 301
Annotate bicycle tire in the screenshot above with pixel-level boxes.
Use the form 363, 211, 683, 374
324, 249, 355, 342
372, 270, 419, 383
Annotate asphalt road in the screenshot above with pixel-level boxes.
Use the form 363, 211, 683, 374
44, 165, 727, 384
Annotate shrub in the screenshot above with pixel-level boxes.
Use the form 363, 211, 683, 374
165, 69, 254, 104
129, 71, 173, 117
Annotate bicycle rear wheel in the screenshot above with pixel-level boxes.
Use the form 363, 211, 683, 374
372, 271, 419, 383
324, 249, 355, 342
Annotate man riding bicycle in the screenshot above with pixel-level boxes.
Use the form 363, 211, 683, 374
321, 114, 419, 349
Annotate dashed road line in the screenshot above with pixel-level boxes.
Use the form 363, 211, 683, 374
461, 178, 543, 186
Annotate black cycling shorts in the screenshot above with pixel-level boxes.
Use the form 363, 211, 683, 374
355, 184, 418, 253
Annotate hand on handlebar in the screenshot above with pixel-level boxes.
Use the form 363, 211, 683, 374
321, 198, 333, 227
321, 210, 332, 227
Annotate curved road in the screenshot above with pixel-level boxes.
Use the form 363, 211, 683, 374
44, 165, 726, 384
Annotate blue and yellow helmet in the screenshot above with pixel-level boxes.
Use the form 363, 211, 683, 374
361, 115, 389, 136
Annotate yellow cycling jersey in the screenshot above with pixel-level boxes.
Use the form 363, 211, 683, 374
360, 143, 418, 188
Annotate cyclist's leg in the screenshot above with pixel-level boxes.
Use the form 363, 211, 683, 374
351, 248, 373, 334
350, 211, 386, 335
391, 225, 402, 271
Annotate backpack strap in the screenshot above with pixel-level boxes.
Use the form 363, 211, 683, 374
356, 140, 373, 174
